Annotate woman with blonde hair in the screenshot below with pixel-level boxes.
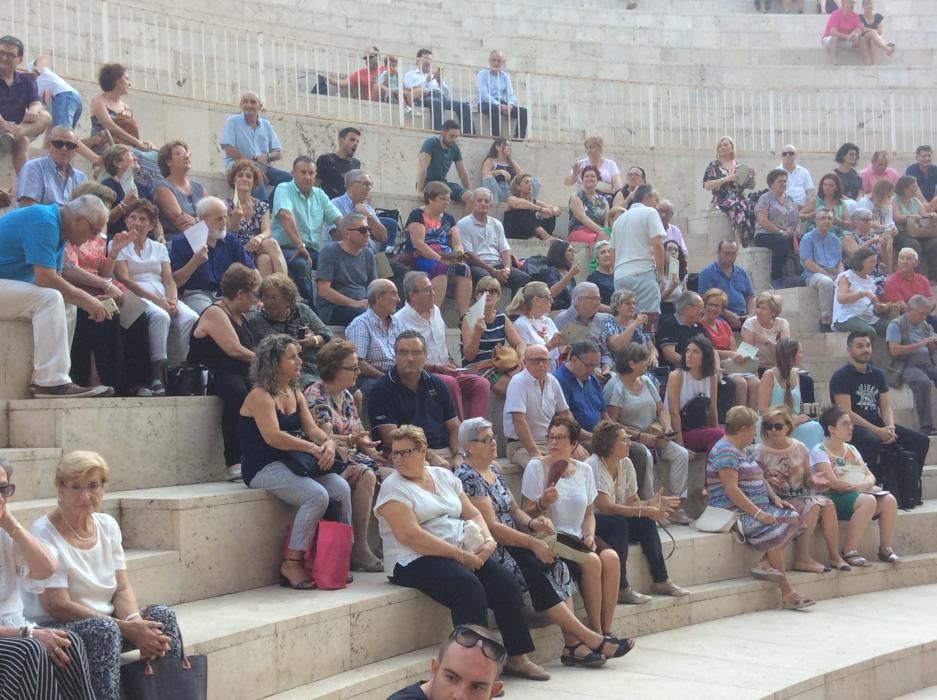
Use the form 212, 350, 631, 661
460, 276, 525, 396
741, 291, 790, 372
506, 281, 564, 370
703, 136, 755, 244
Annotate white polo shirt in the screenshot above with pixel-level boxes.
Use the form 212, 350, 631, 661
503, 369, 569, 442
457, 214, 510, 267
776, 164, 815, 207
393, 302, 450, 366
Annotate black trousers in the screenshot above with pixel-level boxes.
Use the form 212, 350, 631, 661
506, 546, 563, 612
391, 555, 534, 656
480, 102, 528, 139
71, 310, 151, 395
594, 513, 668, 589
753, 232, 794, 282
207, 367, 251, 466
469, 264, 530, 294
849, 423, 929, 483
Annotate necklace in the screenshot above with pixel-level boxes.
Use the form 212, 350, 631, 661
529, 316, 549, 339
58, 510, 96, 542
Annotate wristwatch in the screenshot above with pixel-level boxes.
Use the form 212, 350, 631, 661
19, 626, 33, 638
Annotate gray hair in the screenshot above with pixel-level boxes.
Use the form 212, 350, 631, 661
402, 270, 429, 300
472, 187, 493, 201
609, 288, 636, 315
0, 457, 12, 480
898, 247, 919, 261
366, 279, 394, 306
572, 282, 600, 302
907, 294, 932, 311
344, 168, 366, 187
341, 212, 368, 230
458, 417, 493, 452
196, 195, 227, 218
852, 207, 874, 222
63, 194, 109, 228
570, 340, 600, 358
675, 291, 701, 313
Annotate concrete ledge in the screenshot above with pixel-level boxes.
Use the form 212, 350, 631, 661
0, 320, 34, 401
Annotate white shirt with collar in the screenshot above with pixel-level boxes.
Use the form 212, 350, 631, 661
457, 214, 510, 266
776, 163, 815, 206
503, 369, 569, 442
393, 302, 450, 366
402, 69, 449, 97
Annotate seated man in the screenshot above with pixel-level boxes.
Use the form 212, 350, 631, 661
368, 330, 461, 468
883, 247, 934, 320
656, 291, 706, 369
403, 49, 474, 134
324, 46, 382, 101
503, 345, 577, 467
315, 213, 377, 325
416, 120, 472, 212
906, 145, 937, 204
830, 330, 929, 485
822, 0, 874, 66
0, 195, 112, 397
799, 210, 843, 332
220, 91, 291, 199
860, 150, 900, 195
394, 271, 490, 419
388, 626, 505, 700
475, 50, 527, 139
885, 295, 937, 436
270, 156, 342, 303
553, 340, 608, 445
329, 169, 395, 252
658, 199, 687, 255
346, 278, 403, 395
775, 145, 815, 208
315, 127, 361, 200
0, 35, 52, 173
457, 187, 529, 294
553, 282, 611, 370
169, 196, 253, 314
696, 240, 754, 329
15, 127, 87, 206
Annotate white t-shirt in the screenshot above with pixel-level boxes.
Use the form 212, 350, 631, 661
513, 315, 560, 369
393, 303, 450, 366
374, 467, 467, 577
117, 238, 170, 296
832, 269, 877, 325
776, 164, 815, 207
0, 529, 41, 628
573, 157, 620, 188
28, 64, 78, 98
503, 370, 569, 442
521, 458, 597, 538
612, 203, 666, 279
585, 453, 637, 506
457, 215, 509, 266
25, 513, 126, 622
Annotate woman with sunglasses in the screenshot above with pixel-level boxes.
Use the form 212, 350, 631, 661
376, 424, 550, 681
0, 458, 96, 699
752, 406, 849, 573
522, 417, 634, 648
240, 334, 349, 590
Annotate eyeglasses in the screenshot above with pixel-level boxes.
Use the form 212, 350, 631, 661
0, 50, 19, 60
546, 433, 569, 443
449, 626, 507, 663
346, 226, 371, 234
764, 423, 787, 431
0, 483, 15, 498
51, 140, 79, 151
469, 436, 496, 444
340, 364, 361, 373
526, 357, 550, 365
63, 482, 104, 495
781, 151, 795, 157
576, 360, 600, 370
412, 287, 435, 295
352, 181, 373, 188
390, 447, 421, 459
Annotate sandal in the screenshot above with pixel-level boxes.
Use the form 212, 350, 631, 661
560, 642, 606, 668
841, 550, 871, 568
593, 634, 635, 659
280, 559, 317, 590
782, 591, 816, 610
877, 547, 899, 563
750, 565, 784, 583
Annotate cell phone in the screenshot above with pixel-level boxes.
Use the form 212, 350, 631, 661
102, 297, 119, 314
297, 327, 308, 340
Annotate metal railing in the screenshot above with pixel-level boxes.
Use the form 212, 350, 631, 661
6, 0, 936, 153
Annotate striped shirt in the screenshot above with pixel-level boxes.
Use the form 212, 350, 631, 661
462, 312, 507, 366
346, 307, 404, 373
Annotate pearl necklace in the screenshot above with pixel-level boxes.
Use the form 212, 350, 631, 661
58, 511, 97, 542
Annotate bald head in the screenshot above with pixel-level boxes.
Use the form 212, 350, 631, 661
239, 91, 262, 118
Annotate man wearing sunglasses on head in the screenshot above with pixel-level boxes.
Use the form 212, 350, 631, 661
16, 126, 87, 207
388, 625, 505, 700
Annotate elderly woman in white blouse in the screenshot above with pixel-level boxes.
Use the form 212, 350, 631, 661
0, 458, 95, 700
27, 451, 182, 700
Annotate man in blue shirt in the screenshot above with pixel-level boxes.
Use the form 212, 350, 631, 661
329, 169, 394, 251
0, 196, 112, 397
553, 340, 609, 442
696, 240, 755, 329
475, 50, 527, 139
16, 126, 87, 206
220, 91, 291, 200
169, 196, 253, 313
906, 145, 937, 203
799, 210, 843, 332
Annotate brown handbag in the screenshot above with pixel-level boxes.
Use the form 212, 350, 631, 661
908, 216, 937, 239
492, 344, 520, 372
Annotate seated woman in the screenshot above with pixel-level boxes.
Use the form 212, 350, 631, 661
706, 407, 814, 610
521, 417, 624, 640
810, 406, 900, 566
754, 168, 801, 288
832, 248, 891, 338
701, 288, 759, 409
741, 291, 791, 374
188, 264, 260, 482
611, 165, 646, 212
702, 136, 755, 245
856, 180, 898, 261
506, 281, 563, 370
526, 240, 579, 312
304, 339, 385, 572
503, 173, 560, 242
752, 406, 849, 572
0, 458, 96, 700
404, 181, 472, 316
480, 137, 538, 206
758, 339, 825, 449
456, 418, 632, 667
114, 200, 199, 392
28, 451, 183, 700
892, 175, 937, 271
567, 166, 610, 252
660, 240, 687, 315
599, 288, 659, 373
226, 159, 287, 277
859, 0, 896, 61
240, 334, 350, 590
375, 424, 550, 681
563, 136, 622, 207
99, 144, 155, 239
799, 172, 849, 238
587, 240, 615, 306
152, 140, 205, 241
586, 421, 688, 605
460, 275, 525, 396
666, 335, 725, 455
603, 342, 691, 522
62, 182, 152, 397
246, 273, 332, 388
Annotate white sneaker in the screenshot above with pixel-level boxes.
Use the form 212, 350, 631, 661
226, 464, 242, 482
136, 386, 154, 397
404, 105, 413, 114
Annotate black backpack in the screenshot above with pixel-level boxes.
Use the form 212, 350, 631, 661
880, 446, 922, 510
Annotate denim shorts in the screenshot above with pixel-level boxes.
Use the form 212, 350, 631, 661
51, 91, 83, 128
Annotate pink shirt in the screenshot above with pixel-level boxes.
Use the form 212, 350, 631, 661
823, 9, 862, 38
882, 271, 933, 304
859, 165, 899, 195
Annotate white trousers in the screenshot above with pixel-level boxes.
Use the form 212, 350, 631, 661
806, 272, 836, 324
142, 298, 199, 365
635, 439, 691, 498
0, 279, 71, 387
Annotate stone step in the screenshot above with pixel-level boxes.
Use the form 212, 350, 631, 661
0, 447, 64, 499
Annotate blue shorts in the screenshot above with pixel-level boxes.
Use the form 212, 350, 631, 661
50, 91, 83, 128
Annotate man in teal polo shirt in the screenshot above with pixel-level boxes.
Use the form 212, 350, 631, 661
271, 155, 342, 303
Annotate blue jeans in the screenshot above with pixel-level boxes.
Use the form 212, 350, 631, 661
377, 216, 398, 250
253, 165, 293, 203
281, 245, 319, 304
51, 91, 83, 128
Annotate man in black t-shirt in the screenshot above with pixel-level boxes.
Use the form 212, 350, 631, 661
315, 126, 362, 199
655, 291, 706, 368
387, 626, 505, 700
829, 330, 928, 485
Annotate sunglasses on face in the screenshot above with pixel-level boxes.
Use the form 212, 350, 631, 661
764, 423, 787, 431
346, 226, 371, 234
51, 140, 79, 151
782, 151, 795, 157
449, 626, 507, 663
0, 483, 15, 498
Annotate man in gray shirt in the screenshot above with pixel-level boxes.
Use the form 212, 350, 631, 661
885, 294, 937, 434
314, 213, 378, 325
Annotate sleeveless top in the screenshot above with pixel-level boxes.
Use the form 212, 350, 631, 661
188, 304, 254, 373
769, 367, 802, 413
240, 404, 302, 486
491, 160, 517, 183
666, 370, 711, 412
569, 191, 606, 233
461, 312, 508, 366
156, 179, 206, 237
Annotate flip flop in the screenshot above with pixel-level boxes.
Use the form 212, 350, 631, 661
751, 566, 784, 583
